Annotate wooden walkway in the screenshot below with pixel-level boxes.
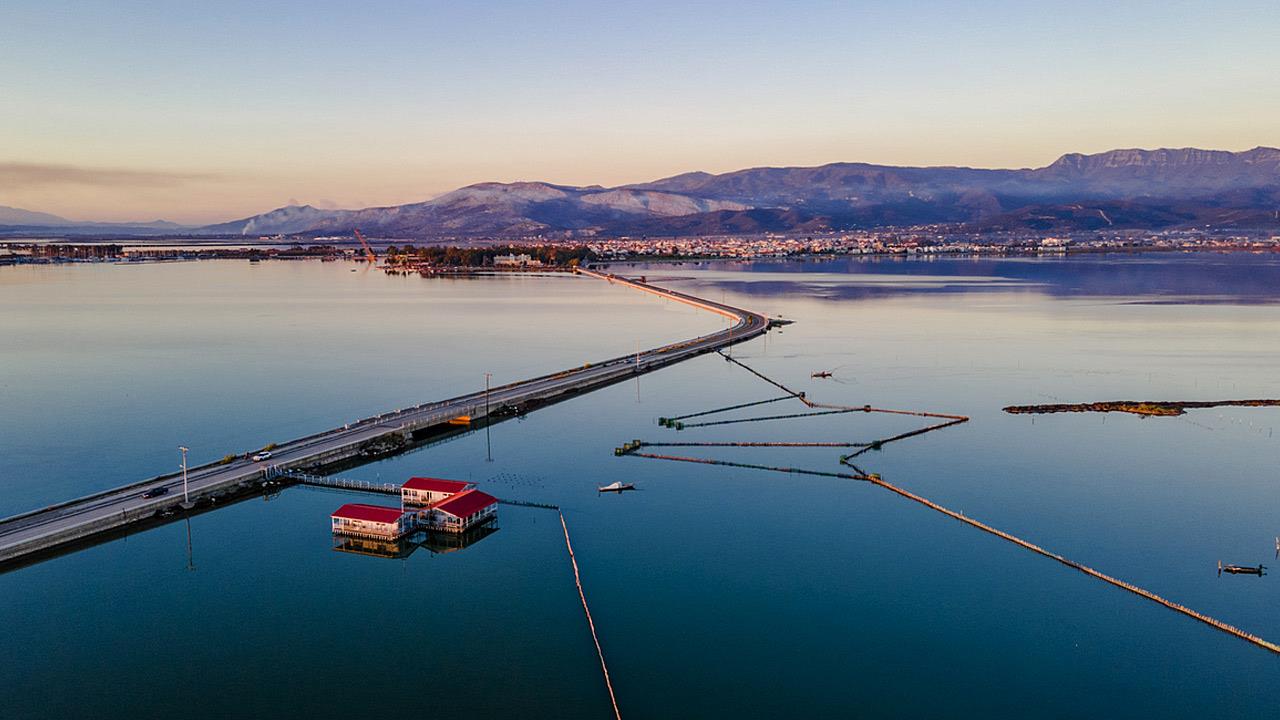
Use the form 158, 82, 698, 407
277, 470, 399, 495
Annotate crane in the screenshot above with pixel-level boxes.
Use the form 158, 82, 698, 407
353, 229, 377, 265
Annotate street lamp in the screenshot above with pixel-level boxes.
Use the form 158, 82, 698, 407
484, 372, 493, 462
484, 372, 491, 417
179, 446, 193, 509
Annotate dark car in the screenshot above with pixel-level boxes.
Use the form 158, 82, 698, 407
142, 486, 170, 499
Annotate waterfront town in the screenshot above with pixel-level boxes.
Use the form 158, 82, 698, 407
2, 228, 1277, 268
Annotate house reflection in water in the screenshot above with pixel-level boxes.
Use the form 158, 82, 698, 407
423, 523, 499, 554
332, 534, 421, 560
332, 523, 499, 560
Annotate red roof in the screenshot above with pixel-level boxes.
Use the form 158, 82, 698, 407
332, 503, 405, 524
402, 477, 472, 493
433, 490, 497, 518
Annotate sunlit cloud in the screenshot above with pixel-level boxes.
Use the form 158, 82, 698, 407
0, 162, 218, 190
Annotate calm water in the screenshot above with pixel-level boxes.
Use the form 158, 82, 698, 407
2, 254, 1278, 718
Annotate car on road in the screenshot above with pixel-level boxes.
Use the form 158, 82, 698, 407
142, 486, 169, 499
251, 451, 273, 462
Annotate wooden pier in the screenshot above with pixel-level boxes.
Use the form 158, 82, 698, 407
281, 470, 399, 495
282, 469, 563, 512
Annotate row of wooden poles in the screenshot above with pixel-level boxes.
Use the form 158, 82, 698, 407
559, 510, 624, 720
838, 457, 1280, 655
501, 497, 622, 718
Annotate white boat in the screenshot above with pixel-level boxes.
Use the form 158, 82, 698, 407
598, 481, 636, 493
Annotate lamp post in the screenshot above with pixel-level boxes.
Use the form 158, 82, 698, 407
484, 372, 493, 462
179, 446, 193, 510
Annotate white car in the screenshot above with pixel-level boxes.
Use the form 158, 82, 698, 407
251, 451, 273, 462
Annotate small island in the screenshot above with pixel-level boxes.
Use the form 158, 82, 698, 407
1003, 399, 1280, 417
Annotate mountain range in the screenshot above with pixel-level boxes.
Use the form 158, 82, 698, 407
0, 205, 184, 236
5, 147, 1279, 238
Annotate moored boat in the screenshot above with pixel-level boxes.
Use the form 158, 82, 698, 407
1219, 560, 1266, 576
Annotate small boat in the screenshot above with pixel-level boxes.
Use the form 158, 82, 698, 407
1219, 561, 1266, 576
597, 481, 636, 493
811, 370, 833, 378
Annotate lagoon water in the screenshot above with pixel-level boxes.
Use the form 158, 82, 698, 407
2, 254, 1278, 718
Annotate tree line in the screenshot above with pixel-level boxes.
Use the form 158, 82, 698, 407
383, 244, 597, 267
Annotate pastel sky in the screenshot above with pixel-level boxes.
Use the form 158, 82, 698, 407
3, 0, 1277, 224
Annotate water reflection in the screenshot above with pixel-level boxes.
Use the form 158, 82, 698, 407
641, 252, 1280, 304
332, 525, 499, 560
423, 524, 499, 554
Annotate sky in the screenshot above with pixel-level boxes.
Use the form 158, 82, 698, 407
2, 0, 1277, 224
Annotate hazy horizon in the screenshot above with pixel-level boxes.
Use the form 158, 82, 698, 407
4, 1, 1278, 224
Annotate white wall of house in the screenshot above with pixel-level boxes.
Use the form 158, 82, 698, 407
425, 504, 496, 533
402, 487, 462, 506
331, 515, 410, 538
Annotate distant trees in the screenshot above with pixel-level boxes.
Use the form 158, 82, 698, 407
385, 244, 597, 267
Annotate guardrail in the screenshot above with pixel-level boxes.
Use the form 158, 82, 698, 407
276, 470, 400, 495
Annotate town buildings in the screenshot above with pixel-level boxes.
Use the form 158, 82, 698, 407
493, 252, 543, 267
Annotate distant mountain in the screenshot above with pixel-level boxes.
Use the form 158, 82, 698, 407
0, 205, 69, 226
0, 205, 188, 236
199, 147, 1279, 237
1036, 147, 1280, 194
613, 208, 834, 236
11, 147, 1280, 239
204, 183, 751, 238
201, 204, 351, 235
629, 147, 1280, 210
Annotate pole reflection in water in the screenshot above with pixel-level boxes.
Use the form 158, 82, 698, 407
184, 517, 195, 572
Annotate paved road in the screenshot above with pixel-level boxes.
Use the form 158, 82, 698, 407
0, 270, 770, 563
